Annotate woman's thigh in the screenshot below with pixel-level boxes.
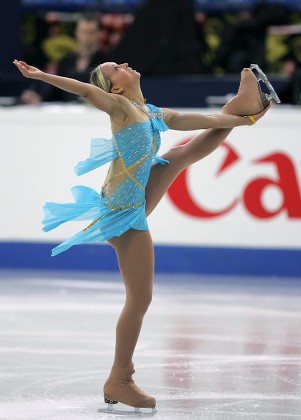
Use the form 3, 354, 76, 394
108, 229, 154, 303
146, 128, 231, 216
145, 146, 186, 217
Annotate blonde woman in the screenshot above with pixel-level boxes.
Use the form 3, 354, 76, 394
14, 59, 276, 414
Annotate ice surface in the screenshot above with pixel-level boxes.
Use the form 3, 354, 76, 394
0, 270, 301, 419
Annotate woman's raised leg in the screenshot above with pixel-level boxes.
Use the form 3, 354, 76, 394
146, 67, 271, 216
104, 229, 156, 409
146, 128, 232, 216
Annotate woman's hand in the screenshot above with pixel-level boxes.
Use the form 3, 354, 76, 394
13, 60, 43, 80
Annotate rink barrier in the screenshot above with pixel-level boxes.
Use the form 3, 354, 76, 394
0, 241, 300, 278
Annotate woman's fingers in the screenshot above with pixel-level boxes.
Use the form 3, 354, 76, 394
18, 61, 29, 69
13, 60, 37, 79
14, 60, 29, 70
13, 60, 24, 70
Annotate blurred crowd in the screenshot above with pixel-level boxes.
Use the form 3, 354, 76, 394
19, 0, 301, 104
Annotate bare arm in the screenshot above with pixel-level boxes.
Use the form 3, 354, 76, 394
13, 60, 122, 116
162, 105, 271, 130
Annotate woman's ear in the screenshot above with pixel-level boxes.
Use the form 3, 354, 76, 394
111, 86, 124, 95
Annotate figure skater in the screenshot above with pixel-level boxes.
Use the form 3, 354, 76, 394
13, 59, 278, 415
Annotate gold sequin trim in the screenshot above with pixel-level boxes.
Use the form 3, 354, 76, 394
83, 216, 102, 231
102, 150, 149, 192
82, 200, 144, 232
113, 138, 146, 190
152, 132, 158, 156
104, 200, 144, 210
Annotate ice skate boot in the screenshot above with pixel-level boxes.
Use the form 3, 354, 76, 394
98, 365, 157, 416
250, 63, 281, 104
222, 66, 276, 117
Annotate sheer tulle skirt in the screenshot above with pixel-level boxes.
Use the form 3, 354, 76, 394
43, 186, 148, 256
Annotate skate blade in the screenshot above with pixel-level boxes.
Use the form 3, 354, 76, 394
98, 403, 157, 416
250, 63, 281, 103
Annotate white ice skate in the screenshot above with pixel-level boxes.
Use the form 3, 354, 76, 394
98, 399, 157, 416
250, 63, 281, 103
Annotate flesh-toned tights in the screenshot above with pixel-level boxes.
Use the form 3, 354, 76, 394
107, 128, 232, 370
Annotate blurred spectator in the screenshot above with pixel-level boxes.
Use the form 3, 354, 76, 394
21, 14, 110, 103
213, 3, 290, 74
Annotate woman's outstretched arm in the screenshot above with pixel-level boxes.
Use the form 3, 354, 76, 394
162, 104, 271, 131
13, 60, 121, 115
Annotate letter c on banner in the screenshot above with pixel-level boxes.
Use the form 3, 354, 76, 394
167, 142, 239, 218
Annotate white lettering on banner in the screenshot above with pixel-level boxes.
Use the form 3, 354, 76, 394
167, 141, 301, 219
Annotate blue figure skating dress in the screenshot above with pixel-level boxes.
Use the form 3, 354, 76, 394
42, 104, 169, 256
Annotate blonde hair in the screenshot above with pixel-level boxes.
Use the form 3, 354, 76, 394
90, 65, 111, 93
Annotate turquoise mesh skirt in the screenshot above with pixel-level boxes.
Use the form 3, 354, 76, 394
43, 186, 148, 256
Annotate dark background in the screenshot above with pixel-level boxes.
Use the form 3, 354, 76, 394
2, 0, 301, 106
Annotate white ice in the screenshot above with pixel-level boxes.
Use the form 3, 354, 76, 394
0, 270, 301, 419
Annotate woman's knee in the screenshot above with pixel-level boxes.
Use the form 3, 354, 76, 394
138, 294, 152, 315
162, 144, 189, 170
165, 144, 185, 158
128, 288, 153, 315
141, 290, 153, 312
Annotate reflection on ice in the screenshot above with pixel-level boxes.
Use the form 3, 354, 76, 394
0, 270, 301, 419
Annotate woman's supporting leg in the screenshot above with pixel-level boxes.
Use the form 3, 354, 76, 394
104, 129, 232, 407
104, 229, 156, 408
110, 229, 154, 369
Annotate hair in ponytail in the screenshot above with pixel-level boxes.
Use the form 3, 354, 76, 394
90, 65, 111, 93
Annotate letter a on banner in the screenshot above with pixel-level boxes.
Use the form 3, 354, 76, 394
244, 153, 301, 219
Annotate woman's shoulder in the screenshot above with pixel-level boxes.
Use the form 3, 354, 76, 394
108, 95, 133, 129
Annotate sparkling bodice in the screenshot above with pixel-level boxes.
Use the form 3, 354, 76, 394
75, 104, 169, 210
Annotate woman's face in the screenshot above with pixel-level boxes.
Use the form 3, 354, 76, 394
101, 62, 140, 91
